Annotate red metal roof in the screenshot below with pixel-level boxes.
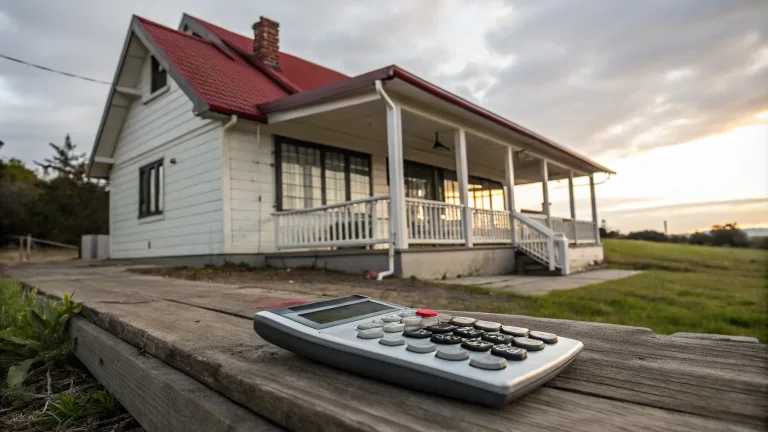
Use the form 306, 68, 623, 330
138, 17, 287, 119
187, 16, 349, 91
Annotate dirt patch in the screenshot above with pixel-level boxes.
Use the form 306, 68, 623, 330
130, 266, 525, 313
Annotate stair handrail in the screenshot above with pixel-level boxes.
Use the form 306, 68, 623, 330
511, 211, 569, 273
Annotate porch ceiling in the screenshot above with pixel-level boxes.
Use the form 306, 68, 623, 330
288, 98, 579, 185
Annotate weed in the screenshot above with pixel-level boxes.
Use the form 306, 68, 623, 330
37, 391, 120, 428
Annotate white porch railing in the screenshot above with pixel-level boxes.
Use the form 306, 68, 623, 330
472, 208, 512, 243
405, 198, 464, 244
273, 196, 390, 249
522, 212, 596, 244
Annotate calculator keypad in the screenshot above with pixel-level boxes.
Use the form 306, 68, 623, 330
353, 311, 563, 370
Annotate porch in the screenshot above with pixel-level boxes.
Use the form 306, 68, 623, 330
262, 76, 608, 277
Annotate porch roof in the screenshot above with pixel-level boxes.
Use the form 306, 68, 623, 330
259, 66, 615, 175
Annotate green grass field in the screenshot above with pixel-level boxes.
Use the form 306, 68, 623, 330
506, 240, 768, 342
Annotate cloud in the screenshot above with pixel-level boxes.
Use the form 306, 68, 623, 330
0, 0, 765, 175
469, 0, 768, 158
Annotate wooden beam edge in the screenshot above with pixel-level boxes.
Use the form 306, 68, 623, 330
70, 317, 283, 432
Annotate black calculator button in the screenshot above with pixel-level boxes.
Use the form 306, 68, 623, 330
461, 339, 494, 352
426, 323, 456, 334
435, 346, 469, 361
474, 320, 502, 332
513, 337, 545, 351
431, 334, 462, 345
529, 331, 558, 344
406, 340, 436, 353
469, 353, 507, 370
454, 327, 484, 338
500, 326, 529, 337
481, 333, 514, 345
403, 329, 432, 339
491, 345, 528, 360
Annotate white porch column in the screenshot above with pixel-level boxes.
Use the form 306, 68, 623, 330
540, 159, 551, 228
589, 174, 600, 243
568, 171, 578, 244
504, 147, 517, 244
386, 102, 408, 249
454, 128, 473, 247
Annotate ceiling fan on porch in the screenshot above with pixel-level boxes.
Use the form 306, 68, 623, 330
433, 132, 451, 151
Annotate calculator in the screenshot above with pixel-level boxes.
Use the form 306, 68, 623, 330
253, 295, 583, 407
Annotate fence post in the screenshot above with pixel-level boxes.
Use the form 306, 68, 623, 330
26, 234, 31, 260
547, 236, 555, 271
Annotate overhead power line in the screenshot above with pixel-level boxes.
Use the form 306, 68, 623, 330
0, 53, 112, 85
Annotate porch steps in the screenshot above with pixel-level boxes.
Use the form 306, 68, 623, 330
513, 250, 561, 276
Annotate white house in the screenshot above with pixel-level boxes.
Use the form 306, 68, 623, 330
87, 14, 613, 279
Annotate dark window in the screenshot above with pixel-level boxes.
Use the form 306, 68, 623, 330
275, 136, 372, 210
139, 159, 163, 218
150, 56, 167, 93
388, 159, 505, 210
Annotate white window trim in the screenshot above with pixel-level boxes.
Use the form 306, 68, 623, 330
141, 55, 170, 104
138, 213, 165, 224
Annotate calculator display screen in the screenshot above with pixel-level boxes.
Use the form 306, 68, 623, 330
299, 301, 394, 324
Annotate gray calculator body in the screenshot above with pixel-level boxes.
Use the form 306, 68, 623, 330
253, 295, 583, 407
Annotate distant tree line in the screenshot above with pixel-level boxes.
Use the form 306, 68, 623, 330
600, 221, 768, 250
0, 135, 108, 246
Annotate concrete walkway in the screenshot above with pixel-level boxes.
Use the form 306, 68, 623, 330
436, 269, 641, 296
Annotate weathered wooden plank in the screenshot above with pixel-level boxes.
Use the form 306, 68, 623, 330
8, 265, 767, 431
70, 317, 282, 432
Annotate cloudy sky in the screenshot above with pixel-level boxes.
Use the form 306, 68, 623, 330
1, 0, 766, 233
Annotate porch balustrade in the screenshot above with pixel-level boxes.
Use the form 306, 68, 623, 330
404, 198, 465, 244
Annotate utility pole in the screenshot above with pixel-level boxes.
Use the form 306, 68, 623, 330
664, 220, 668, 235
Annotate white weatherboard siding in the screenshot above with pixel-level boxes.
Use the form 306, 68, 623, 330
222, 120, 393, 254
109, 61, 224, 259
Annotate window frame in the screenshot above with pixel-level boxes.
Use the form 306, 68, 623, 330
386, 158, 505, 210
138, 159, 164, 219
149, 56, 168, 95
274, 136, 373, 211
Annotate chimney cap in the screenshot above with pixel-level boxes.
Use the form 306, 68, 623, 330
253, 16, 279, 29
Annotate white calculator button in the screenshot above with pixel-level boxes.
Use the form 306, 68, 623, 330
435, 346, 469, 361
382, 315, 402, 323
500, 326, 529, 337
421, 317, 439, 327
513, 337, 545, 351
357, 321, 384, 330
383, 323, 405, 333
379, 334, 405, 346
450, 316, 476, 326
402, 316, 422, 327
470, 353, 507, 370
528, 331, 558, 344
398, 309, 418, 317
474, 320, 502, 332
371, 319, 385, 325
357, 328, 384, 339
406, 340, 436, 353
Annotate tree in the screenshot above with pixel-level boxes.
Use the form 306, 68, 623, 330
34, 134, 87, 182
1, 135, 108, 245
710, 222, 749, 248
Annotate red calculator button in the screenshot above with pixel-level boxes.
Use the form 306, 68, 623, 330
416, 309, 437, 318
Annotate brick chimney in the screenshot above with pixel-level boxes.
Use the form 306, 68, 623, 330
252, 16, 280, 69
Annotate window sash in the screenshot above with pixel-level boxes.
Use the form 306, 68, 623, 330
150, 56, 167, 93
139, 159, 163, 218
275, 136, 372, 211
